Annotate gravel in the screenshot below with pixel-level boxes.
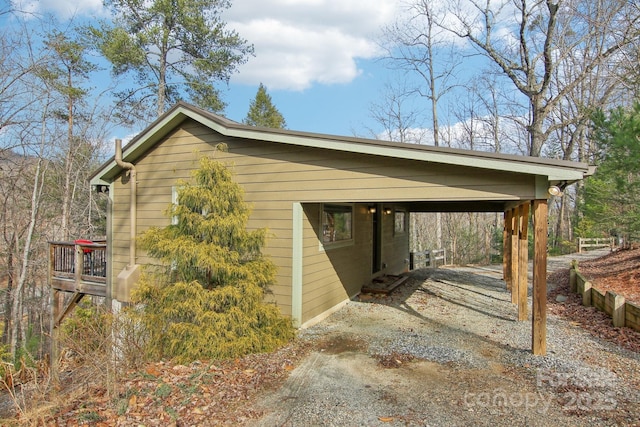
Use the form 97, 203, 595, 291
248, 250, 640, 426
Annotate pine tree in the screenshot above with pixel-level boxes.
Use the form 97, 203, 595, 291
130, 152, 293, 362
244, 83, 286, 129
579, 103, 640, 244
87, 0, 253, 121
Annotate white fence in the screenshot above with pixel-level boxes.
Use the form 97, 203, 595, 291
577, 237, 615, 253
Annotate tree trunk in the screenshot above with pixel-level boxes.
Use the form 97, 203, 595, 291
3, 237, 15, 345
10, 120, 47, 357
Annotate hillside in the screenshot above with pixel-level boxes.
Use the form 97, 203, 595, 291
548, 247, 640, 353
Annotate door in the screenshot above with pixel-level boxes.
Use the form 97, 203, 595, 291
372, 203, 382, 274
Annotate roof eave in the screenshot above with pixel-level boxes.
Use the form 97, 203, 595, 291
90, 102, 593, 186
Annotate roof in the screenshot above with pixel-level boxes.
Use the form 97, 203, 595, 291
90, 101, 593, 187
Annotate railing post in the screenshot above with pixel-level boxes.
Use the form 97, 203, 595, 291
75, 243, 83, 290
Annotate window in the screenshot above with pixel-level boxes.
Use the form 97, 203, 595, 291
394, 210, 406, 234
322, 204, 353, 244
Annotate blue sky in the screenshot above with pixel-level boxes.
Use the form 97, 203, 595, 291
224, 58, 392, 137
10, 0, 408, 138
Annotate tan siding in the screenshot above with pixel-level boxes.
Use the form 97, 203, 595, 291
300, 203, 372, 322
110, 124, 300, 313
109, 118, 540, 323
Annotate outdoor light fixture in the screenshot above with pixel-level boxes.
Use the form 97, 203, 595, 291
548, 181, 568, 197
368, 205, 377, 214
384, 207, 392, 215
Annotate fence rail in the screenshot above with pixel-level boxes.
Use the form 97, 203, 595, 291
578, 237, 615, 253
409, 249, 446, 270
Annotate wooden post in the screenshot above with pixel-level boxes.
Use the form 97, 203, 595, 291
75, 243, 83, 291
503, 210, 512, 290
50, 289, 62, 386
582, 281, 592, 306
532, 199, 548, 355
518, 203, 530, 321
510, 207, 519, 304
569, 260, 577, 292
608, 292, 626, 327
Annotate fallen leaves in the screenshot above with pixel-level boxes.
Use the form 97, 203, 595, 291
39, 340, 311, 426
548, 249, 640, 354
576, 248, 640, 305
373, 352, 415, 369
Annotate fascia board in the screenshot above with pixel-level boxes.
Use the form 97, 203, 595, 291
91, 104, 591, 186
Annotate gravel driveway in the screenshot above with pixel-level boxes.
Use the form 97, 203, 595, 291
248, 251, 640, 426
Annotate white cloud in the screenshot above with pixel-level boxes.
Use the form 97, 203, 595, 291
13, 0, 400, 92
11, 0, 104, 19
225, 0, 400, 91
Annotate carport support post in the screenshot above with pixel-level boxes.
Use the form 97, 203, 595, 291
518, 203, 530, 321
532, 199, 548, 355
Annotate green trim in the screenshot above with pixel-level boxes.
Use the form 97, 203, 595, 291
292, 203, 303, 327
91, 102, 592, 187
535, 176, 550, 200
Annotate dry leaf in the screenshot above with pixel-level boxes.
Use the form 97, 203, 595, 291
378, 416, 394, 422
146, 365, 161, 377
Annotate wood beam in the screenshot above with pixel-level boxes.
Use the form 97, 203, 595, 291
518, 203, 530, 321
532, 199, 548, 355
54, 292, 85, 327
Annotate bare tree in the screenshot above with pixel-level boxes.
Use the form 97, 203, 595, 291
381, 0, 461, 147
445, 0, 640, 157
368, 81, 427, 143
0, 15, 112, 360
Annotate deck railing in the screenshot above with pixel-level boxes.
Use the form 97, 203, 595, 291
49, 240, 107, 296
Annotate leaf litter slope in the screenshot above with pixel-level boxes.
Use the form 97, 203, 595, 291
8, 249, 640, 426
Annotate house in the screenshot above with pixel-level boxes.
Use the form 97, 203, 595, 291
82, 102, 591, 354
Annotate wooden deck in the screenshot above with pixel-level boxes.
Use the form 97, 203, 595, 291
49, 240, 107, 297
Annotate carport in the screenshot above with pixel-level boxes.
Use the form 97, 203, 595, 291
288, 152, 592, 356
396, 199, 554, 355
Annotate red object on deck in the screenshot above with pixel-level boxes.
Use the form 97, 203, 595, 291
75, 239, 94, 253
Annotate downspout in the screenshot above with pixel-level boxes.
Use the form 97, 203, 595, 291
115, 138, 136, 267
114, 139, 140, 302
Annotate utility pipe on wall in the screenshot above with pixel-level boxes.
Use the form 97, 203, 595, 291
114, 138, 137, 268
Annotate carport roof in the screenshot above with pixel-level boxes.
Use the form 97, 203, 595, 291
91, 101, 594, 188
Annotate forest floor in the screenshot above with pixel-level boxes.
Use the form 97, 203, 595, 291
2, 248, 640, 426
570, 247, 640, 304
